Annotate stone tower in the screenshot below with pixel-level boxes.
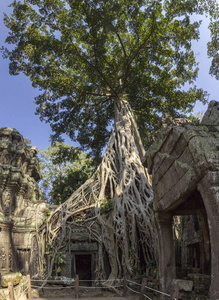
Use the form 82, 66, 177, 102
0, 127, 48, 275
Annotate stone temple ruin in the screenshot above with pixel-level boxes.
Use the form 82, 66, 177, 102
1, 100, 219, 299
144, 100, 219, 299
0, 128, 49, 275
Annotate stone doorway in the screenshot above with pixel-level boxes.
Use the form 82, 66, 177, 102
153, 189, 211, 295
71, 253, 93, 285
172, 190, 211, 279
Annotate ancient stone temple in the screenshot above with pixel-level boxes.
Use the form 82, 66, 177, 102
59, 225, 100, 282
0, 128, 49, 275
144, 100, 219, 300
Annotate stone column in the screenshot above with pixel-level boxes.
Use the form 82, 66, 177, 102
0, 222, 12, 274
198, 174, 219, 300
155, 212, 175, 293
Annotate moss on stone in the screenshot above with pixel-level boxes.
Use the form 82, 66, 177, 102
1, 272, 22, 288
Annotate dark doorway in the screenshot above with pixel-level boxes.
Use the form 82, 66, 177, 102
75, 254, 92, 285
172, 190, 211, 277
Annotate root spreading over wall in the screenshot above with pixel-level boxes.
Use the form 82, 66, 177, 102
35, 98, 157, 280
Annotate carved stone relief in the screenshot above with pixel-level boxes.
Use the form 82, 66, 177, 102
0, 246, 7, 270
0, 127, 50, 275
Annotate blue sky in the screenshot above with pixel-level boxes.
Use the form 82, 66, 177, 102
0, 0, 218, 151
0, 1, 53, 150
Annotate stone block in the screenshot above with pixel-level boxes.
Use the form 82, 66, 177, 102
156, 168, 197, 211
202, 100, 219, 125
172, 279, 193, 292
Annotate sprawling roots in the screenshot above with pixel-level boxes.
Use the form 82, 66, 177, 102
36, 99, 157, 280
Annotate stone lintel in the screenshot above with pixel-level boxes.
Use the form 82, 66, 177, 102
70, 242, 98, 252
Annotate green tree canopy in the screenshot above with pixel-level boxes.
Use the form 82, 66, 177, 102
208, 17, 219, 80
2, 0, 218, 157
39, 142, 94, 204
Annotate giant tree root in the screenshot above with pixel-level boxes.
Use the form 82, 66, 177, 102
34, 98, 157, 280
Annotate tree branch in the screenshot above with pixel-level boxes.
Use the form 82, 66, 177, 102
71, 82, 112, 97
122, 15, 156, 90
58, 25, 118, 97
116, 32, 127, 58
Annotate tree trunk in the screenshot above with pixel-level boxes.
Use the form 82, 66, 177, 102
36, 97, 157, 280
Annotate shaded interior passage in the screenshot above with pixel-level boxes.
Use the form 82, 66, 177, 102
75, 254, 92, 285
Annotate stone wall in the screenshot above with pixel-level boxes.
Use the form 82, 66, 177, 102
144, 101, 219, 300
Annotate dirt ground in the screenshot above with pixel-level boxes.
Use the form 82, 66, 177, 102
34, 297, 130, 300
32, 287, 138, 300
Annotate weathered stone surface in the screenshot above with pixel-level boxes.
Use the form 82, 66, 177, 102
0, 128, 51, 276
172, 279, 193, 292
202, 100, 219, 125
145, 101, 219, 300
1, 272, 22, 287
70, 242, 98, 251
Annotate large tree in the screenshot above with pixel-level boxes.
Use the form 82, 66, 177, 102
3, 0, 218, 156
2, 0, 218, 280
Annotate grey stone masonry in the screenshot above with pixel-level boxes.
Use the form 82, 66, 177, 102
0, 128, 49, 275
144, 101, 219, 300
